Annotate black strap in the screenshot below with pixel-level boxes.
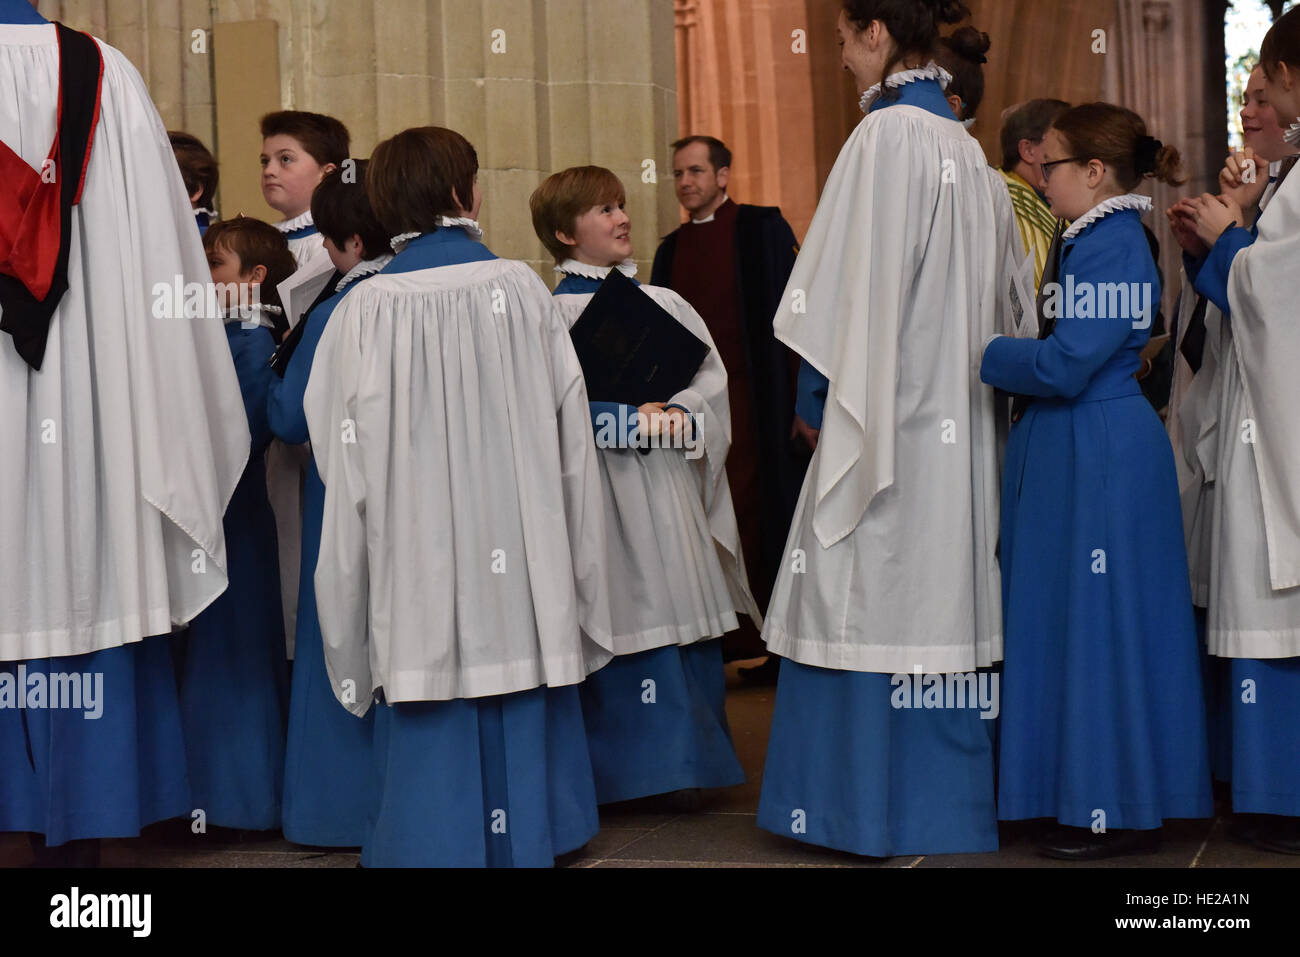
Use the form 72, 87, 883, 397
0, 24, 102, 371
1179, 295, 1209, 375
1011, 218, 1067, 421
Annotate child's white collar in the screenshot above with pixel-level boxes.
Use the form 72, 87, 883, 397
275, 210, 314, 233
336, 254, 394, 292
223, 302, 282, 329
1062, 194, 1153, 240
859, 62, 952, 114
390, 217, 484, 252
555, 259, 638, 280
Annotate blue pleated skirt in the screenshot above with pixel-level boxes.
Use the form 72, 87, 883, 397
997, 396, 1213, 829
0, 637, 190, 846
1220, 656, 1300, 817
179, 469, 288, 831
362, 684, 600, 867
580, 639, 744, 804
757, 660, 998, 857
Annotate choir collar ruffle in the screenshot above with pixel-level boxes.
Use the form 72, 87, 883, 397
275, 210, 314, 234
858, 62, 952, 114
1062, 193, 1153, 240
390, 216, 484, 252
222, 302, 282, 329
336, 254, 394, 292
1285, 120, 1300, 147
555, 258, 638, 280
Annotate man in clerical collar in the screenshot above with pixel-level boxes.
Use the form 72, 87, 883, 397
997, 98, 1071, 289
651, 136, 805, 683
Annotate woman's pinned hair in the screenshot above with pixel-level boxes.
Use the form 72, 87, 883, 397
842, 0, 972, 100
1051, 103, 1186, 189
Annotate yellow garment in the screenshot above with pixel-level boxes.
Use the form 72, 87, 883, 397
999, 169, 1058, 289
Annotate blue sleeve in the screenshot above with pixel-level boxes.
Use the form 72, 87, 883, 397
231, 328, 277, 453
589, 401, 639, 447
979, 243, 1145, 400
664, 402, 697, 439
1192, 226, 1253, 317
268, 296, 337, 445
796, 360, 829, 430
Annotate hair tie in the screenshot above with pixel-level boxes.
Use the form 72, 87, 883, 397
1134, 135, 1162, 176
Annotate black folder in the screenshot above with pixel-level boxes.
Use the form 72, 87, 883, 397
568, 268, 711, 407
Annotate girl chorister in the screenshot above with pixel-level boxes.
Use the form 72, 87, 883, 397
531, 166, 757, 806
981, 104, 1212, 859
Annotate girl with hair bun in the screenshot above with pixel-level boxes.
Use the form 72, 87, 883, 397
758, 0, 1022, 858
1167, 7, 1300, 857
936, 25, 992, 126
980, 103, 1212, 860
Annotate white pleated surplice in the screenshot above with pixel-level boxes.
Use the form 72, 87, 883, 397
764, 102, 1008, 675
552, 286, 760, 655
1207, 172, 1300, 657
0, 25, 249, 661
304, 258, 615, 714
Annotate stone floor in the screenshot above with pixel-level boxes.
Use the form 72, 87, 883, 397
2, 660, 1297, 868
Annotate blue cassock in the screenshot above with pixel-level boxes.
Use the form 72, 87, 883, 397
0, 0, 189, 848
756, 76, 999, 859
177, 322, 287, 832
319, 230, 600, 867
1185, 224, 1300, 817
980, 207, 1212, 829
553, 271, 745, 804
268, 275, 379, 847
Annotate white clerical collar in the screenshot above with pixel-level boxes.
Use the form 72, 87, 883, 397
275, 210, 314, 234
691, 196, 731, 224
555, 258, 638, 280
336, 254, 394, 292
223, 302, 282, 329
390, 216, 484, 252
858, 62, 952, 114
1062, 193, 1153, 240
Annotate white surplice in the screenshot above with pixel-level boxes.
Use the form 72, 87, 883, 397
0, 24, 248, 660
1206, 171, 1300, 657
304, 258, 615, 715
552, 279, 760, 655
763, 83, 1009, 675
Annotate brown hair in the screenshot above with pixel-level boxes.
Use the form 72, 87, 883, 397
842, 0, 971, 98
1260, 7, 1300, 81
671, 136, 732, 174
1050, 103, 1185, 189
202, 216, 298, 314
935, 26, 991, 120
311, 160, 389, 261
999, 98, 1071, 171
368, 127, 479, 237
530, 167, 627, 266
259, 111, 351, 169
169, 131, 219, 209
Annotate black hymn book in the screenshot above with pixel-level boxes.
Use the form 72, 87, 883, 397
568, 267, 711, 407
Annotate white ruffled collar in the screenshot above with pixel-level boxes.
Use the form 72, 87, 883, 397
555, 258, 638, 280
223, 302, 282, 329
858, 62, 952, 114
1062, 193, 1153, 240
1285, 121, 1300, 147
390, 217, 484, 252
336, 254, 394, 292
275, 210, 314, 234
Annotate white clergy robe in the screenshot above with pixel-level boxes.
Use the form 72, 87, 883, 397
763, 92, 1012, 674
552, 284, 760, 654
1207, 171, 1300, 657
0, 23, 248, 660
304, 258, 615, 714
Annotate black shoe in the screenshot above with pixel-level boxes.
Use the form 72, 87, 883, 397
1037, 826, 1161, 861
1253, 816, 1300, 856
664, 788, 704, 812
737, 656, 780, 686
1224, 813, 1262, 846
27, 835, 101, 868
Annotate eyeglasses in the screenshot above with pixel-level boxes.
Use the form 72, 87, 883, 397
1040, 157, 1085, 180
